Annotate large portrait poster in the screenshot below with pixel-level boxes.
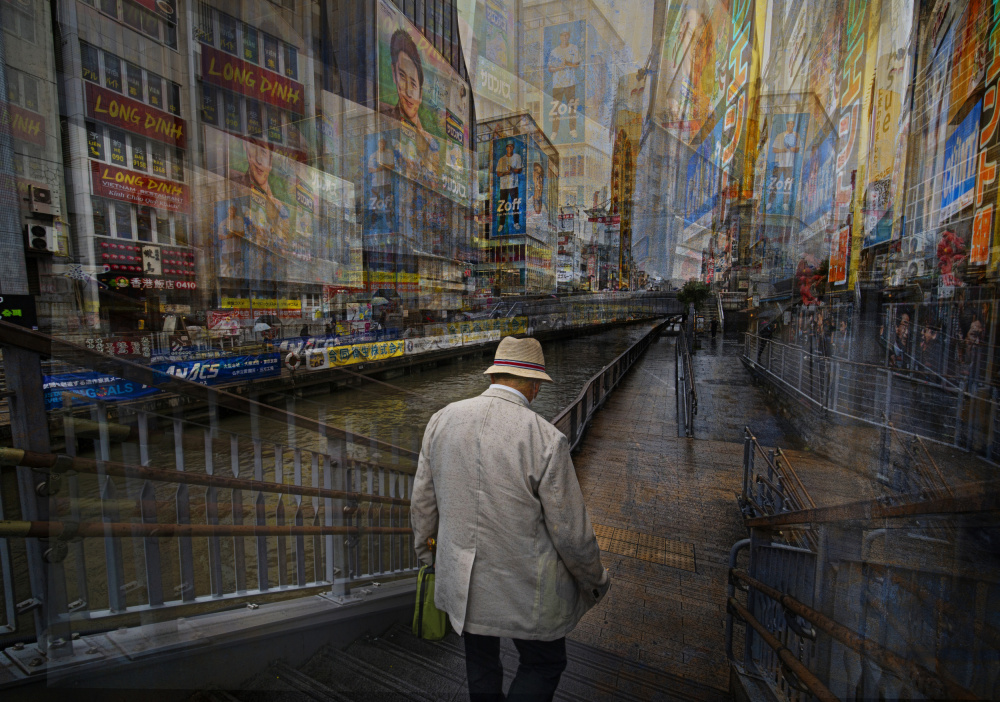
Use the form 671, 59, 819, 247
543, 21, 586, 144
377, 0, 471, 205
208, 129, 358, 287
491, 136, 527, 236
800, 132, 836, 229
526, 142, 549, 230
760, 114, 809, 216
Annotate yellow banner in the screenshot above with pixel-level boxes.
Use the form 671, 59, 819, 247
326, 340, 405, 367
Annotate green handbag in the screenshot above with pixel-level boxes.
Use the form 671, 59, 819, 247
413, 540, 448, 640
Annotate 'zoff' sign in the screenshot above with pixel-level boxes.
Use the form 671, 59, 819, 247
941, 101, 981, 221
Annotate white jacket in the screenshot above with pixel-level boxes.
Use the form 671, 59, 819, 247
411, 387, 610, 640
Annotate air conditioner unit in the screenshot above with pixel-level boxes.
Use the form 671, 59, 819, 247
28, 185, 53, 215
26, 223, 56, 253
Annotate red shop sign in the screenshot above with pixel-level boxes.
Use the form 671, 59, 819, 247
90, 161, 189, 213
8, 104, 46, 147
86, 82, 187, 149
201, 45, 304, 115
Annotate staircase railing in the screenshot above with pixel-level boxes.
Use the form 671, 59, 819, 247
726, 473, 998, 701
675, 323, 697, 437
716, 293, 725, 334
742, 332, 1000, 462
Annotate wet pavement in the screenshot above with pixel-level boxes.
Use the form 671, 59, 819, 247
568, 330, 856, 694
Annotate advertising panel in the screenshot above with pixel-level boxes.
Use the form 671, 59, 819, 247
209, 129, 359, 286
201, 45, 304, 114
364, 132, 398, 241
829, 224, 850, 284
42, 354, 281, 410
941, 100, 981, 221
800, 132, 836, 228
86, 83, 187, 148
526, 142, 549, 230
685, 118, 724, 223
491, 136, 527, 236
585, 25, 612, 132
543, 21, 586, 144
90, 161, 188, 212
9, 104, 45, 147
376, 0, 471, 205
477, 0, 516, 75
326, 340, 405, 367
949, 0, 989, 121
404, 334, 463, 354
919, 27, 954, 237
760, 114, 809, 216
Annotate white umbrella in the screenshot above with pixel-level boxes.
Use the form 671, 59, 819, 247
253, 322, 271, 332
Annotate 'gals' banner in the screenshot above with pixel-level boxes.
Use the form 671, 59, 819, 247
90, 161, 189, 212
86, 82, 187, 148
201, 45, 304, 115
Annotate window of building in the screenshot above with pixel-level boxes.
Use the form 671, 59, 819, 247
156, 215, 171, 244
150, 143, 167, 177
247, 99, 263, 137
262, 33, 280, 72
126, 62, 143, 100
196, 2, 214, 44
167, 82, 181, 115
2, 0, 35, 44
243, 24, 259, 63
172, 149, 184, 181
284, 44, 298, 79
145, 75, 161, 110
224, 92, 242, 131
266, 107, 283, 143
81, 43, 101, 83
131, 136, 147, 171
201, 84, 218, 125
137, 206, 154, 242
87, 121, 105, 159
219, 13, 238, 54
108, 128, 127, 166
104, 52, 123, 92
114, 201, 133, 239
92, 197, 109, 237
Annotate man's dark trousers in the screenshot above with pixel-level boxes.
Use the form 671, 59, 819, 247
464, 632, 567, 701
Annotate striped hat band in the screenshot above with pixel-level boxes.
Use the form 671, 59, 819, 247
492, 359, 546, 372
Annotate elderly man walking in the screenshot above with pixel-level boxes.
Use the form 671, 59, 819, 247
411, 336, 610, 701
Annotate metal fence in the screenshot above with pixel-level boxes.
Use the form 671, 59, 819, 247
727, 455, 999, 701
675, 323, 697, 438
743, 333, 999, 458
0, 311, 672, 658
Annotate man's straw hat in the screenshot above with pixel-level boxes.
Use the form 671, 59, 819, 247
484, 336, 553, 382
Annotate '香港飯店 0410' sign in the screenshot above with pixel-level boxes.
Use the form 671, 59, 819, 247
90, 162, 189, 212
200, 45, 304, 115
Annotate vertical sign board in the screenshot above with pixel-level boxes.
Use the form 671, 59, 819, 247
543, 21, 586, 144
491, 136, 527, 236
760, 114, 810, 217
832, 0, 872, 286
941, 100, 982, 222
364, 132, 399, 244
974, 4, 1000, 269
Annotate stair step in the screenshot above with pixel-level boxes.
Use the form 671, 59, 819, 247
301, 643, 441, 701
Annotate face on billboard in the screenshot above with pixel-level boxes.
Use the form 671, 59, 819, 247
543, 21, 585, 144
492, 136, 526, 236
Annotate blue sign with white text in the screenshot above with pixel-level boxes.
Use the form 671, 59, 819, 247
941, 100, 981, 221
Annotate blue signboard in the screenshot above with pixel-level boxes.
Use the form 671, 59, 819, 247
684, 119, 724, 224
800, 132, 836, 227
491, 135, 527, 236
941, 100, 981, 221
364, 132, 398, 241
760, 114, 810, 216
43, 354, 281, 410
543, 21, 586, 144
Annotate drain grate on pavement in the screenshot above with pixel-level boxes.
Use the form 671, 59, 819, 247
593, 523, 695, 572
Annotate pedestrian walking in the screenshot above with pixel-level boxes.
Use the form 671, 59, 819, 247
411, 336, 610, 701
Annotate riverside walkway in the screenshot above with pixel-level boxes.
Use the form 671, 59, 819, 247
566, 332, 861, 696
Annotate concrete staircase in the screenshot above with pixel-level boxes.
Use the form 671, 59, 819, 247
192, 622, 731, 701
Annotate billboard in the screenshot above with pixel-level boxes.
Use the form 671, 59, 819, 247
684, 118, 724, 223
377, 0, 472, 205
208, 128, 359, 287
543, 21, 585, 144
526, 142, 550, 230
491, 136, 527, 236
800, 132, 836, 228
829, 224, 850, 285
941, 100, 981, 221
364, 132, 398, 240
760, 114, 809, 216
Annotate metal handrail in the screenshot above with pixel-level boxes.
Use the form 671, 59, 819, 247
0, 448, 410, 505
676, 323, 697, 437
729, 569, 978, 700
